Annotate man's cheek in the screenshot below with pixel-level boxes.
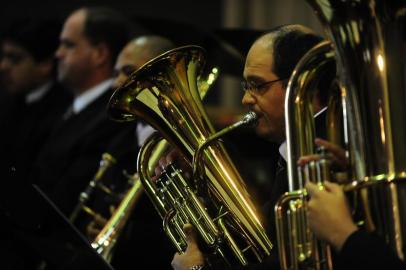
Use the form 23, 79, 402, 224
256, 118, 269, 132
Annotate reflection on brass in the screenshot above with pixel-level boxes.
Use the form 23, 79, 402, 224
276, 41, 336, 270
307, 0, 406, 261
70, 153, 117, 224
108, 45, 272, 265
277, 2, 406, 268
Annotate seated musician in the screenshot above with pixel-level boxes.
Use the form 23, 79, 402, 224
153, 24, 332, 270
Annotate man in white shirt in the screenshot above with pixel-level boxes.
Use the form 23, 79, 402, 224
31, 7, 136, 219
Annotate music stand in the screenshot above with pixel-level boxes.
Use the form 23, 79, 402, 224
0, 181, 114, 270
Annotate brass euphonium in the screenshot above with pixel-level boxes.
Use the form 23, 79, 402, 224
108, 45, 273, 266
275, 41, 337, 270
306, 0, 406, 261
90, 49, 219, 262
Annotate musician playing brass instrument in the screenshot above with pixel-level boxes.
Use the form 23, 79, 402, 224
86, 35, 176, 238
84, 35, 176, 270
168, 24, 332, 270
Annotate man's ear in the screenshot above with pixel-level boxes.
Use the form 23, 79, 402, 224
92, 43, 110, 67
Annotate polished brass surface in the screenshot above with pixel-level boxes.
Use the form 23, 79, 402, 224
192, 111, 258, 181
276, 41, 336, 270
69, 151, 143, 262
307, 0, 406, 260
91, 173, 142, 262
108, 45, 272, 265
69, 153, 117, 223
90, 139, 169, 262
91, 47, 219, 263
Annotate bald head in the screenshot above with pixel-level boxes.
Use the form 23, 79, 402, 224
113, 35, 175, 89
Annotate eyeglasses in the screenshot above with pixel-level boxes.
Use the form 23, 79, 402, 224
0, 51, 28, 65
241, 78, 287, 95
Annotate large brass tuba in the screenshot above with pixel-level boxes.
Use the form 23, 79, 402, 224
304, 0, 406, 261
275, 40, 337, 270
108, 45, 272, 266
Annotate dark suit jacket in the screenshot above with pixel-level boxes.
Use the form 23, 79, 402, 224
207, 110, 328, 270
2, 86, 172, 269
338, 230, 405, 270
0, 82, 72, 183
30, 89, 138, 216
0, 82, 72, 270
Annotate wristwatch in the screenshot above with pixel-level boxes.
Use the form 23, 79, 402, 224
190, 264, 205, 270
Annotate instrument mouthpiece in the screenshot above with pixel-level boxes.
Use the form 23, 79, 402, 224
242, 111, 258, 127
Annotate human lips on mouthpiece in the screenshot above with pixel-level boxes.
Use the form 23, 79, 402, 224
251, 108, 263, 119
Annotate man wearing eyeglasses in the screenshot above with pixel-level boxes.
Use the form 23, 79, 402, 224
171, 24, 329, 270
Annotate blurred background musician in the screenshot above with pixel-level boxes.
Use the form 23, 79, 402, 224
112, 34, 176, 153
29, 6, 137, 221
0, 18, 72, 188
0, 17, 72, 270
84, 34, 177, 270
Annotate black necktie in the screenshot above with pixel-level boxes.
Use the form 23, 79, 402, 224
62, 106, 74, 121
264, 154, 288, 243
276, 156, 286, 178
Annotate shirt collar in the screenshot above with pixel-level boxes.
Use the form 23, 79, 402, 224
72, 79, 113, 114
279, 141, 287, 162
279, 106, 327, 162
25, 81, 53, 104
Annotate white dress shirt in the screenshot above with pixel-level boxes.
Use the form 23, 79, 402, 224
72, 79, 113, 114
25, 81, 53, 104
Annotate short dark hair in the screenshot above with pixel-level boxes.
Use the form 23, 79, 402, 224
82, 7, 133, 67
256, 25, 324, 84
273, 25, 324, 81
255, 25, 334, 105
1, 18, 61, 62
